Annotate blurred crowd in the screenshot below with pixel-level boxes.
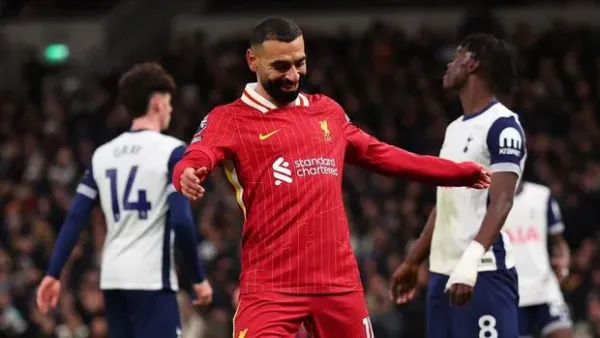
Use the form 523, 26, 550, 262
0, 0, 120, 18
2, 15, 600, 338
4, 0, 597, 19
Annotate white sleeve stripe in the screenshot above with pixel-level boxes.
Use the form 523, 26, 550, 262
489, 163, 522, 175
76, 184, 97, 199
166, 184, 177, 195
549, 222, 565, 235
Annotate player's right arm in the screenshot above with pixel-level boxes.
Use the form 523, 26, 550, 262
37, 168, 98, 313
391, 207, 436, 303
172, 107, 236, 200
338, 108, 490, 189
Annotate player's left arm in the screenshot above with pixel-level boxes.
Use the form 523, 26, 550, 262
547, 195, 570, 282
446, 116, 526, 306
341, 112, 489, 188
46, 168, 98, 278
473, 116, 526, 250
168, 146, 207, 284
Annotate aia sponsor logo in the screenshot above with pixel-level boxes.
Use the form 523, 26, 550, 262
505, 225, 540, 244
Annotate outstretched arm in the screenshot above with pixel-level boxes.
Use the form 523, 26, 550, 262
344, 118, 489, 188
47, 169, 98, 278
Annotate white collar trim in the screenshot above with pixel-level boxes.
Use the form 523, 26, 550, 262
240, 82, 309, 113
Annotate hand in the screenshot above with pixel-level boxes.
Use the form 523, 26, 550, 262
192, 280, 213, 306
180, 167, 208, 201
36, 276, 61, 314
444, 241, 484, 307
551, 256, 570, 283
447, 283, 474, 307
390, 263, 420, 304
460, 162, 491, 189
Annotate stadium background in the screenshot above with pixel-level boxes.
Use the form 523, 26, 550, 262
2, 0, 600, 337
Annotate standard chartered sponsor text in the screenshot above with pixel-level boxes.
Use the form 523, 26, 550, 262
294, 157, 338, 177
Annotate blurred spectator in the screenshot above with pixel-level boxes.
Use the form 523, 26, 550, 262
1, 0, 121, 19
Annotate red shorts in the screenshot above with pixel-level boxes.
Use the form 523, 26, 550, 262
233, 291, 373, 338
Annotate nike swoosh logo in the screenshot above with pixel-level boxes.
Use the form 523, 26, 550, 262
259, 130, 280, 141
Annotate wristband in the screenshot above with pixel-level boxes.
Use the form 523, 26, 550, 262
445, 241, 485, 291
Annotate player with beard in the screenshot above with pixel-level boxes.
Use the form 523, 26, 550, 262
391, 33, 525, 338
173, 18, 492, 338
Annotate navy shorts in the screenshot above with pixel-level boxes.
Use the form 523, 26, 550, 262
426, 269, 519, 338
103, 289, 181, 338
518, 302, 572, 337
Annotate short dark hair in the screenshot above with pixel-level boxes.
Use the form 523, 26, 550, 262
118, 62, 176, 118
250, 16, 303, 47
460, 33, 518, 95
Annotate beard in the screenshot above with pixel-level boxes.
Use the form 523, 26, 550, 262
261, 74, 306, 105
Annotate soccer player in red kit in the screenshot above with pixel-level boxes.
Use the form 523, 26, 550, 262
173, 17, 491, 338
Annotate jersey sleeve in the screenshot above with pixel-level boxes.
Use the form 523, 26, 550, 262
168, 192, 206, 283
335, 101, 482, 187
485, 116, 526, 176
167, 144, 186, 193
47, 167, 98, 277
75, 167, 98, 200
185, 107, 236, 170
165, 143, 206, 281
547, 195, 565, 235
172, 107, 236, 191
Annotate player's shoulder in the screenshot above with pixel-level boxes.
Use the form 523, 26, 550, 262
486, 103, 523, 128
92, 131, 184, 162
443, 114, 472, 138
127, 130, 185, 150
304, 93, 340, 109
153, 132, 185, 146
446, 115, 464, 130
197, 101, 247, 128
211, 101, 243, 114
91, 134, 123, 161
191, 103, 242, 140
303, 93, 350, 120
150, 133, 186, 156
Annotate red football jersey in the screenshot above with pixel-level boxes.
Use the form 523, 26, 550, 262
176, 83, 479, 294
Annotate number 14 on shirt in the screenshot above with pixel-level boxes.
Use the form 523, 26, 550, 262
105, 166, 152, 222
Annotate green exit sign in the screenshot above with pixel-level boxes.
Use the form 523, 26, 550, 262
43, 44, 70, 64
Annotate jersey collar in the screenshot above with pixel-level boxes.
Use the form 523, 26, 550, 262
240, 82, 309, 113
462, 100, 499, 121
126, 129, 152, 133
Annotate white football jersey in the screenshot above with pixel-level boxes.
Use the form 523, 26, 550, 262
430, 101, 526, 275
503, 181, 565, 306
76, 130, 185, 290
